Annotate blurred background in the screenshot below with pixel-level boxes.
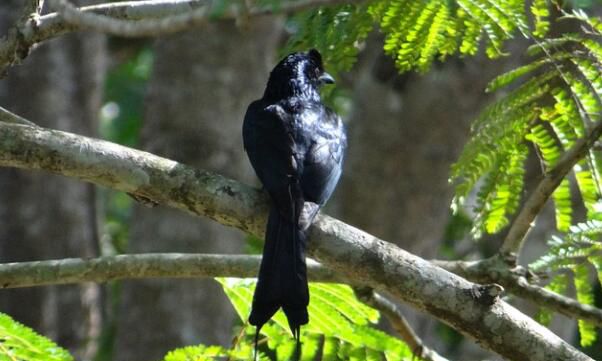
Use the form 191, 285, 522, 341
0, 1, 601, 360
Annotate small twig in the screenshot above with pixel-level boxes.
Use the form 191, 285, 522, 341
433, 256, 602, 328
353, 287, 449, 361
499, 118, 602, 258
0, 106, 38, 127
0, 253, 340, 288
506, 276, 602, 327
228, 323, 248, 361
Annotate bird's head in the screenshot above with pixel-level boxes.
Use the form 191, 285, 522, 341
264, 49, 335, 101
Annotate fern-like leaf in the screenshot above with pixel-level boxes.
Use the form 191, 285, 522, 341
527, 124, 573, 231
477, 145, 528, 235
531, 0, 550, 37
452, 14, 602, 237
531, 219, 602, 346
574, 263, 597, 347
287, 0, 555, 74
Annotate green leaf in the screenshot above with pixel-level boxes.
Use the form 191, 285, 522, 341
0, 313, 73, 361
552, 179, 573, 232
574, 163, 599, 215
531, 0, 550, 37
486, 60, 547, 92
395, 0, 441, 72
481, 145, 528, 234
417, 2, 450, 72
574, 264, 597, 347
310, 283, 379, 325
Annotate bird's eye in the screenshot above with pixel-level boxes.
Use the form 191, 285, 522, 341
314, 68, 321, 78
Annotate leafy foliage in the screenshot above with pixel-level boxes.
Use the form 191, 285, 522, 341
531, 220, 602, 346
160, 279, 414, 360
285, 0, 553, 75
450, 12, 602, 237
284, 4, 374, 77
0, 313, 73, 361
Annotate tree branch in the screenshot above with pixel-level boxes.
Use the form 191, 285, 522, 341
47, 0, 212, 37
499, 118, 602, 258
433, 256, 602, 328
0, 0, 46, 76
0, 253, 340, 288
0, 0, 359, 75
47, 0, 359, 37
0, 122, 593, 360
21, 0, 44, 20
0, 106, 38, 127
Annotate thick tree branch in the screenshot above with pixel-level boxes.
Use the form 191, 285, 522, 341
500, 119, 602, 258
0, 253, 339, 288
0, 121, 592, 361
434, 256, 602, 327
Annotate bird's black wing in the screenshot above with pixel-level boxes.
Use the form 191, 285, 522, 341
301, 107, 346, 206
243, 100, 302, 219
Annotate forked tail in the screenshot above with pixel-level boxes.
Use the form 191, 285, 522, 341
249, 204, 309, 358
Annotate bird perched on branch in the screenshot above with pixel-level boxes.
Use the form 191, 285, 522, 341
243, 49, 346, 355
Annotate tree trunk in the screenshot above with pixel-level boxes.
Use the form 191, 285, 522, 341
114, 19, 281, 361
0, 1, 106, 359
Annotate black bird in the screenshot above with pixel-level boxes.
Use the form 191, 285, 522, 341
243, 49, 346, 347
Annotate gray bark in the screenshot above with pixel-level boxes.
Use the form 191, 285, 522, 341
113, 20, 281, 361
0, 254, 340, 287
0, 1, 106, 359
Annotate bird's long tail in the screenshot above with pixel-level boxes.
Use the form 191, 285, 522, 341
249, 204, 309, 354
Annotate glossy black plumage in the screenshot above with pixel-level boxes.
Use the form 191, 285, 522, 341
243, 49, 346, 344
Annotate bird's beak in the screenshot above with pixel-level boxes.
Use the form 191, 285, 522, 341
319, 72, 335, 85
